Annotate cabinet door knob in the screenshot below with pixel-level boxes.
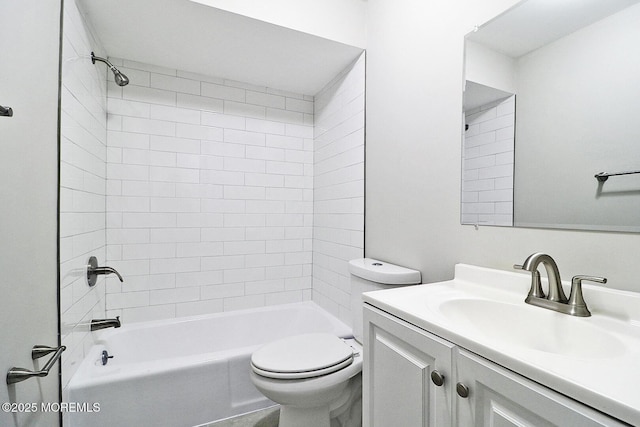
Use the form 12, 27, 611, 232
430, 370, 445, 386
456, 382, 470, 398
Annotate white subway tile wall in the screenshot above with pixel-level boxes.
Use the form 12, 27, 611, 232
105, 59, 318, 321
462, 95, 515, 226
312, 53, 366, 326
59, 0, 108, 395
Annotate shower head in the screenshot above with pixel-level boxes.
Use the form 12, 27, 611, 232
91, 52, 129, 86
112, 69, 129, 87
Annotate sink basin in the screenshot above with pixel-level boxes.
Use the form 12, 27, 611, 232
438, 298, 626, 359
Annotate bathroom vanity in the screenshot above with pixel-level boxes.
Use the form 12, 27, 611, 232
362, 264, 640, 426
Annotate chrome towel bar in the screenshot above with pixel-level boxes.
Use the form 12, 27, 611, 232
595, 170, 640, 182
6, 345, 66, 385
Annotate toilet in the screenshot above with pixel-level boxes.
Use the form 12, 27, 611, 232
250, 258, 421, 427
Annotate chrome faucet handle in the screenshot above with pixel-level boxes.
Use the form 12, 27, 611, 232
567, 275, 607, 317
87, 256, 124, 286
93, 266, 124, 282
514, 264, 545, 299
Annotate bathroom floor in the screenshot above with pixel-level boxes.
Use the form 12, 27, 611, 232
205, 406, 280, 427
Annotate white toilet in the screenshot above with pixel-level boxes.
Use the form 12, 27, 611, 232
250, 258, 421, 427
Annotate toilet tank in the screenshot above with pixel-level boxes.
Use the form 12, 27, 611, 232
349, 258, 421, 342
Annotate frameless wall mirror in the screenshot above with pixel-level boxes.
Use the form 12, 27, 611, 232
462, 0, 640, 232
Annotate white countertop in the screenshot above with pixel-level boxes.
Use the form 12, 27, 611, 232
362, 264, 640, 426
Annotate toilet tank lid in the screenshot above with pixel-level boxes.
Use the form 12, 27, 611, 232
348, 258, 421, 285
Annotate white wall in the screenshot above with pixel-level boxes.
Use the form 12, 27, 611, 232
514, 3, 640, 231
365, 0, 640, 292
0, 1, 61, 426
59, 0, 108, 396
190, 0, 367, 48
104, 60, 315, 321
312, 53, 366, 326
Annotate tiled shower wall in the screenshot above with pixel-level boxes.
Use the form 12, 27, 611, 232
462, 95, 515, 226
312, 54, 365, 326
104, 60, 316, 321
59, 0, 108, 392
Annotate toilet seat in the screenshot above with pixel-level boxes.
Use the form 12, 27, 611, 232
251, 333, 355, 380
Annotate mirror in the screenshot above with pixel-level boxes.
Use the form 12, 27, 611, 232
462, 0, 640, 232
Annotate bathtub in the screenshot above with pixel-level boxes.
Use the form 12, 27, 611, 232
67, 301, 352, 427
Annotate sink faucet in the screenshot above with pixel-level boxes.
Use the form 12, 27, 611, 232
515, 253, 606, 317
91, 316, 121, 331
516, 252, 567, 303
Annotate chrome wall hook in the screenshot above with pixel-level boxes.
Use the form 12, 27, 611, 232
0, 105, 13, 117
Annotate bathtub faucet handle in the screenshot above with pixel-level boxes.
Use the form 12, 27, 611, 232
87, 256, 124, 286
93, 266, 124, 282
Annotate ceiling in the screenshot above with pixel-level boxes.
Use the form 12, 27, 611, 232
78, 0, 364, 95
464, 81, 513, 111
467, 0, 640, 58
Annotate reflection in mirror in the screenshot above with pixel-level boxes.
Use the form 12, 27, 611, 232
462, 82, 515, 226
463, 0, 640, 232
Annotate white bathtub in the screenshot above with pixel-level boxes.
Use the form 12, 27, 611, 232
67, 301, 352, 427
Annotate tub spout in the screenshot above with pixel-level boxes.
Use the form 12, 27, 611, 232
91, 316, 121, 331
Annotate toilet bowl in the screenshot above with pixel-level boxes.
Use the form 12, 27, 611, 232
250, 334, 363, 427
250, 258, 421, 427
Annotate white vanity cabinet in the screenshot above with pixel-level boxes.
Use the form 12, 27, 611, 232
364, 304, 627, 427
455, 349, 625, 427
363, 305, 454, 426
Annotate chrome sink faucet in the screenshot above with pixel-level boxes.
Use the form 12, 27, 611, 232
514, 253, 606, 317
516, 253, 567, 303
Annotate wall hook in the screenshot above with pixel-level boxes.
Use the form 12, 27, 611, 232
0, 105, 13, 117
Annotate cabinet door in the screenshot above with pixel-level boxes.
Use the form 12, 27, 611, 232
364, 305, 454, 427
455, 349, 627, 427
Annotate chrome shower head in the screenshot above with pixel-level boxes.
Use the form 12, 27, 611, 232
91, 52, 129, 86
112, 69, 129, 87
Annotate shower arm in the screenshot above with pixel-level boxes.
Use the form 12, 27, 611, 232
91, 52, 114, 68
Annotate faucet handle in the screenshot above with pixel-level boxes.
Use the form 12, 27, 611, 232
87, 256, 124, 286
572, 275, 607, 285
568, 275, 607, 317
